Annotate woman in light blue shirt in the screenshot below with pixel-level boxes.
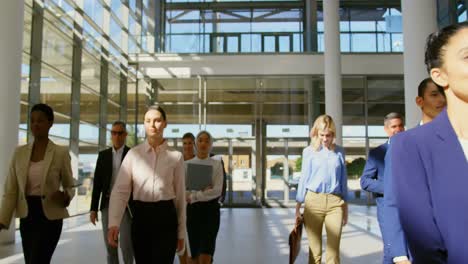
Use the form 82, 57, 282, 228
295, 115, 348, 264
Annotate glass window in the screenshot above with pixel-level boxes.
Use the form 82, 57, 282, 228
128, 37, 139, 53
351, 33, 377, 52
74, 149, 98, 215
108, 65, 121, 103
367, 78, 404, 102
111, 0, 122, 14
107, 101, 121, 125
23, 6, 33, 54
44, 0, 75, 30
350, 21, 376, 32
41, 21, 74, 77
21, 55, 30, 106
79, 123, 100, 144
392, 33, 403, 52
129, 0, 137, 13
110, 17, 122, 47
81, 50, 101, 93
80, 90, 101, 127
83, 21, 102, 54
83, 0, 104, 27
367, 103, 405, 125
40, 64, 72, 123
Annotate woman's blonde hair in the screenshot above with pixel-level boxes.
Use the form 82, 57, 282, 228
310, 115, 336, 151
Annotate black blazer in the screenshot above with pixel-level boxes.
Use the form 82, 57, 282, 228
90, 146, 130, 212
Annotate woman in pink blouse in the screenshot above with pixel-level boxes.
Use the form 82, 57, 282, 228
107, 106, 186, 263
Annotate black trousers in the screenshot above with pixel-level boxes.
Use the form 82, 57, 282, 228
20, 196, 63, 264
131, 200, 178, 264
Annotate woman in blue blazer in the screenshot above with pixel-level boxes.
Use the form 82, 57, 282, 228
389, 22, 468, 263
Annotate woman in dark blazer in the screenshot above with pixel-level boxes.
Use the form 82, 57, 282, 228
0, 103, 75, 264
389, 22, 468, 263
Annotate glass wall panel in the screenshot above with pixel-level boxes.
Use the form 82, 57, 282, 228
81, 50, 101, 93
83, 0, 104, 27
21, 54, 30, 139
165, 3, 401, 53
108, 65, 121, 103
107, 101, 121, 125
41, 21, 73, 76
40, 65, 72, 119
18, 0, 151, 218
75, 144, 99, 214
80, 91, 101, 126
111, 0, 122, 14
79, 123, 100, 145
368, 78, 404, 97
23, 6, 33, 54
165, 6, 302, 53
110, 17, 123, 47
83, 21, 102, 54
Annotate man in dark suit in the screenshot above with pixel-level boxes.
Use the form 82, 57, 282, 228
90, 121, 133, 264
360, 112, 406, 264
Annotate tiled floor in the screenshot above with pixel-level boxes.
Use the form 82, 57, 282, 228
0, 205, 383, 264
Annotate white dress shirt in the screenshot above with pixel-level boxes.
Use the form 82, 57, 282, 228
110, 146, 124, 191
459, 137, 468, 161
185, 156, 223, 203
108, 140, 186, 239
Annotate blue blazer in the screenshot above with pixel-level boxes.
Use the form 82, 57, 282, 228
389, 109, 468, 263
360, 143, 387, 195
383, 143, 409, 259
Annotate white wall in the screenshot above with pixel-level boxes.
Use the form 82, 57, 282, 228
0, 0, 24, 244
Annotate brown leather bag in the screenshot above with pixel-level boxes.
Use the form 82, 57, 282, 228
289, 216, 304, 264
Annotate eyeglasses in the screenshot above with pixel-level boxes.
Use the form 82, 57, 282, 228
111, 131, 125, 136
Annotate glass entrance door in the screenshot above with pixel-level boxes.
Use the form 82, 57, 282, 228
154, 76, 317, 207
213, 137, 257, 206
261, 33, 293, 52
210, 34, 241, 53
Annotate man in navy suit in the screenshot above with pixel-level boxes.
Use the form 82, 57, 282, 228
360, 112, 405, 264
90, 121, 134, 264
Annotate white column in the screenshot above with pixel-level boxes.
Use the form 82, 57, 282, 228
401, 0, 438, 126
323, 0, 342, 145
0, 0, 24, 244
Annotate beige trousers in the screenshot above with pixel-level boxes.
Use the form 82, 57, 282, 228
303, 192, 344, 264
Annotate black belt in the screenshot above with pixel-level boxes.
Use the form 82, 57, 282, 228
133, 199, 174, 209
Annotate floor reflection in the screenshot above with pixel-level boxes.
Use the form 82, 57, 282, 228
0, 206, 382, 264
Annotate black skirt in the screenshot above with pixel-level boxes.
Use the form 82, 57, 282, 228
131, 200, 178, 264
186, 199, 220, 257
